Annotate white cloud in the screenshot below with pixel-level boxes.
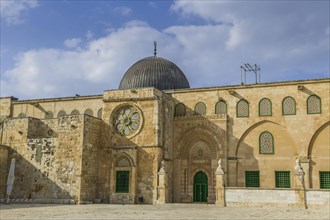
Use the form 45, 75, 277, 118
86, 30, 94, 40
64, 38, 82, 49
1, 1, 329, 99
0, 0, 38, 25
114, 6, 132, 16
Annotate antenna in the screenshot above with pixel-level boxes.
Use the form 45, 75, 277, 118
154, 41, 157, 57
240, 63, 261, 84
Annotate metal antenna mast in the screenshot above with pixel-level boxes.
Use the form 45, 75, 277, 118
240, 64, 261, 84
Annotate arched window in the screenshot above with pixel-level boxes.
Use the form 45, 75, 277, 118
84, 109, 93, 116
236, 99, 249, 117
174, 103, 186, 117
259, 98, 272, 116
97, 108, 103, 118
57, 110, 66, 118
71, 109, 80, 115
45, 111, 53, 119
18, 113, 26, 118
259, 131, 274, 154
282, 96, 296, 115
307, 95, 321, 114
215, 100, 227, 114
194, 102, 206, 115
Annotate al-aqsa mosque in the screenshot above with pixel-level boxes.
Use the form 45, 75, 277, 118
0, 44, 329, 207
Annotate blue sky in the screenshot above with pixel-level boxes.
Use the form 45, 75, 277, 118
1, 0, 329, 99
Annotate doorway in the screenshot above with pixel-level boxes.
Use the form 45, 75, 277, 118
193, 171, 208, 202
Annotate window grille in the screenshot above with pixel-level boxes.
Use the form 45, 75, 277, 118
320, 171, 330, 189
259, 131, 274, 154
116, 171, 129, 193
259, 98, 272, 116
237, 99, 249, 117
282, 97, 296, 115
194, 102, 206, 115
245, 171, 260, 187
307, 95, 321, 114
175, 103, 186, 116
215, 101, 227, 114
275, 171, 290, 188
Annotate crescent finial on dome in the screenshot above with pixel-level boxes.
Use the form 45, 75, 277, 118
154, 41, 157, 57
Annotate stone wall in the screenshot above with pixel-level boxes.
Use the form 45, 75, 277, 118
0, 146, 9, 199
0, 116, 86, 202
306, 190, 330, 207
79, 115, 102, 203
224, 188, 329, 208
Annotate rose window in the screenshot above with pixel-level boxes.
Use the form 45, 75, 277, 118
114, 106, 142, 137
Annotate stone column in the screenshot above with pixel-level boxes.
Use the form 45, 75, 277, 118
294, 158, 307, 209
157, 161, 167, 204
215, 159, 226, 206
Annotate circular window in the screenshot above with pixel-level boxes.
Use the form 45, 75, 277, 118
113, 105, 143, 137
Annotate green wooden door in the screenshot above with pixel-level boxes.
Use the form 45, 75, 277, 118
193, 171, 208, 202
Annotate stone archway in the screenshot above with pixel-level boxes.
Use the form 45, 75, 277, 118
172, 128, 222, 203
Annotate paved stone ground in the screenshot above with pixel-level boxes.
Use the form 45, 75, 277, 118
0, 204, 329, 220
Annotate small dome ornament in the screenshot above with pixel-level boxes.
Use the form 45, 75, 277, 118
113, 105, 143, 138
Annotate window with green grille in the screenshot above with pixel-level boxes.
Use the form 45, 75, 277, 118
245, 171, 260, 187
320, 171, 330, 189
116, 171, 129, 193
275, 171, 290, 188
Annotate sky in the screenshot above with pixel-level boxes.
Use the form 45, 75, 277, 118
1, 0, 329, 100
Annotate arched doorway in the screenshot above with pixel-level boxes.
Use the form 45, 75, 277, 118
193, 171, 208, 202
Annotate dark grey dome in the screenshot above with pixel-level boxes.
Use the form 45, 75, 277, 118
119, 56, 190, 90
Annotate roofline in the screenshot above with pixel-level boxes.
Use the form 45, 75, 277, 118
12, 94, 103, 104
165, 77, 330, 94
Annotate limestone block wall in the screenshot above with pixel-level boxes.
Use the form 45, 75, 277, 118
0, 97, 15, 118
306, 190, 330, 206
0, 116, 86, 201
79, 116, 102, 202
225, 188, 298, 206
0, 146, 9, 199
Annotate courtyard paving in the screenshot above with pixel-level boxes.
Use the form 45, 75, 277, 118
0, 204, 329, 220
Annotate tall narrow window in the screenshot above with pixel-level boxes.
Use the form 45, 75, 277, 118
116, 171, 129, 193
245, 171, 260, 187
259, 98, 272, 116
259, 131, 274, 154
84, 109, 93, 116
97, 108, 103, 118
275, 171, 290, 188
282, 96, 296, 115
320, 171, 330, 189
307, 95, 321, 114
236, 99, 249, 118
194, 102, 206, 115
57, 110, 66, 118
215, 100, 227, 115
175, 103, 186, 116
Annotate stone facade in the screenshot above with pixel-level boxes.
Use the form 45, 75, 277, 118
0, 78, 329, 206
